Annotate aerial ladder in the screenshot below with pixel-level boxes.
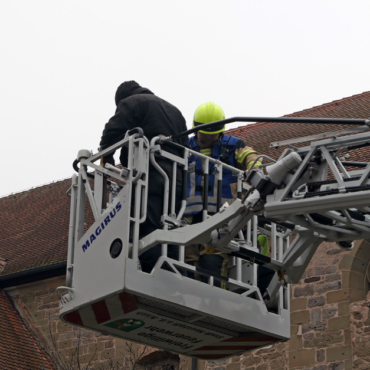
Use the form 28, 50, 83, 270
58, 116, 370, 360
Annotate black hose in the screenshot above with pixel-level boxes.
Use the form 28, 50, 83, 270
341, 161, 369, 168
347, 141, 370, 151
72, 159, 80, 173
171, 116, 369, 140
258, 216, 296, 230
217, 179, 222, 211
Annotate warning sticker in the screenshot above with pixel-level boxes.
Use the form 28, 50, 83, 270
104, 310, 231, 353
105, 318, 145, 332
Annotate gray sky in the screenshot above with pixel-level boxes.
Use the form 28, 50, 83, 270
1, 1, 370, 197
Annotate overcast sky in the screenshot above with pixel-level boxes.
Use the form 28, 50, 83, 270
1, 1, 370, 197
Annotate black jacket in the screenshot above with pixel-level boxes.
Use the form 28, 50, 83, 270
100, 83, 188, 166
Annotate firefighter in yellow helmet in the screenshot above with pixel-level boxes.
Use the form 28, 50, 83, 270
185, 102, 262, 286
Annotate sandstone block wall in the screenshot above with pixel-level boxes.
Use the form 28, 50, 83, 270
350, 300, 370, 369
197, 240, 370, 370
5, 239, 370, 369
5, 277, 182, 369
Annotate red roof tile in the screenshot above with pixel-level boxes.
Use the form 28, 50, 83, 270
226, 91, 370, 161
0, 290, 54, 369
0, 179, 73, 277
1, 91, 370, 278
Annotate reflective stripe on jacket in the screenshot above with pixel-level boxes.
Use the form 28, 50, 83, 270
185, 134, 241, 215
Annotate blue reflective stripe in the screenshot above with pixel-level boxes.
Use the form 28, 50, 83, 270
186, 202, 204, 207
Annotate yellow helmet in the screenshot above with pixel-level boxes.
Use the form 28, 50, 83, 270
193, 102, 225, 134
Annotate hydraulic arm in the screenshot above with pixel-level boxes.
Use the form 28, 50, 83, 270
58, 117, 370, 359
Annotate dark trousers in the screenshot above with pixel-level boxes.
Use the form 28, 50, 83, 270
257, 266, 275, 296
187, 254, 224, 287
186, 212, 225, 287
199, 254, 224, 287
138, 162, 182, 273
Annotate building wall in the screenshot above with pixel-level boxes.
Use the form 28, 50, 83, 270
5, 239, 370, 369
197, 240, 370, 370
5, 276, 185, 369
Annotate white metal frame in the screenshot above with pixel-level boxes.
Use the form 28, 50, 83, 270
58, 126, 370, 358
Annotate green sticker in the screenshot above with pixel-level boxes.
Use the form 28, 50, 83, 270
105, 318, 145, 332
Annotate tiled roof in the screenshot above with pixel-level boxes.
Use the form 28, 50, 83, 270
226, 91, 370, 161
0, 290, 54, 369
1, 91, 370, 279
0, 179, 72, 278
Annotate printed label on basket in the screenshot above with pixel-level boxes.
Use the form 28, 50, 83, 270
103, 309, 231, 353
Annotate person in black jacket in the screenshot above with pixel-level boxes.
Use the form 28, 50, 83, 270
99, 81, 188, 273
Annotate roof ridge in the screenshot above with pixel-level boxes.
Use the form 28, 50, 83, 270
284, 91, 370, 117
0, 176, 72, 200
226, 91, 370, 135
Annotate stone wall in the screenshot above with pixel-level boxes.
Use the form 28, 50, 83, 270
5, 239, 370, 370
5, 276, 183, 369
350, 299, 370, 369
196, 240, 370, 370
196, 342, 289, 370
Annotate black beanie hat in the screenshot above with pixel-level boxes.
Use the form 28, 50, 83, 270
115, 81, 141, 106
